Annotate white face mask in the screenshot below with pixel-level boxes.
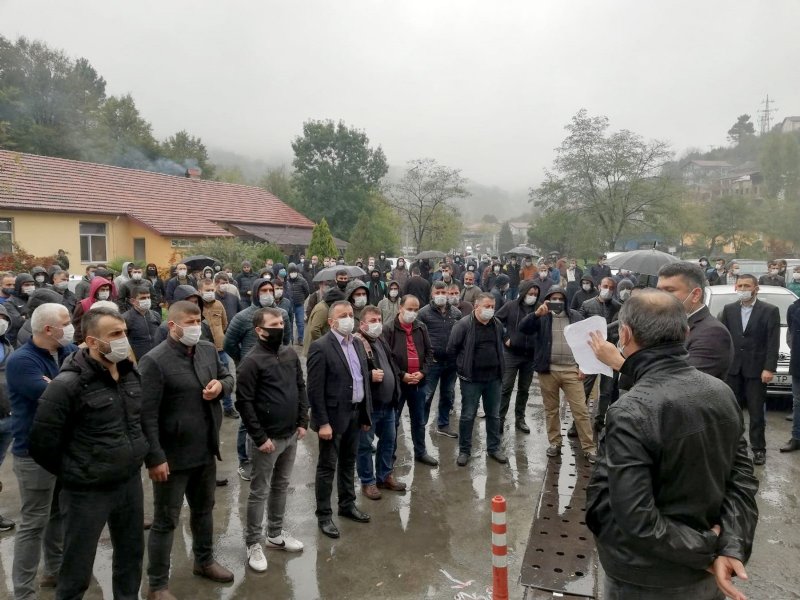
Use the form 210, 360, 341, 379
769, 269, 779, 276
794, 273, 800, 282
177, 324, 202, 346
0, 319, 8, 336
465, 283, 474, 288
737, 290, 752, 302
447, 295, 459, 305
56, 323, 75, 346
619, 289, 631, 301
599, 288, 613, 300
480, 308, 495, 320
138, 299, 152, 311
353, 295, 367, 308
433, 295, 447, 306
54, 281, 68, 291
131, 273, 142, 281
524, 294, 537, 305
22, 285, 35, 295
259, 293, 274, 306
97, 290, 110, 301
365, 322, 383, 339
401, 310, 417, 324
34, 275, 45, 283
289, 272, 298, 279
336, 316, 355, 336
582, 283, 592, 292
389, 289, 399, 299
177, 269, 187, 278
275, 289, 284, 299
202, 291, 215, 303
95, 336, 131, 363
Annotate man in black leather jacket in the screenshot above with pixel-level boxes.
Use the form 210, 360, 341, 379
586, 290, 759, 600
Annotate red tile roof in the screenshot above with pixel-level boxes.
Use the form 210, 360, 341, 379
0, 150, 315, 237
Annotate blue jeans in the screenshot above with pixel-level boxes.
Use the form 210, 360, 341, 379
793, 376, 800, 440
459, 379, 502, 455
238, 421, 249, 465
424, 360, 458, 428
0, 415, 12, 467
357, 408, 397, 485
217, 351, 234, 412
396, 383, 428, 458
293, 304, 305, 342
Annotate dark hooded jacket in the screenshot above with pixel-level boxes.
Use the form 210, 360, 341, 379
489, 273, 510, 312
123, 303, 163, 361
153, 285, 214, 346
519, 286, 583, 373
5, 273, 33, 345
72, 276, 117, 344
495, 280, 539, 357
223, 278, 290, 363
146, 263, 165, 306
31, 266, 50, 289
17, 288, 65, 346
28, 349, 148, 488
570, 276, 598, 311
345, 279, 370, 325
0, 306, 14, 416
366, 271, 386, 306
287, 264, 310, 306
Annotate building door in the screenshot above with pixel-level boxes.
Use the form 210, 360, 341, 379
133, 238, 146, 263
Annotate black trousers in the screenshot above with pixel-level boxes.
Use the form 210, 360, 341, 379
315, 410, 360, 520
148, 461, 216, 590
500, 352, 536, 422
57, 473, 143, 600
727, 372, 767, 452
582, 373, 617, 423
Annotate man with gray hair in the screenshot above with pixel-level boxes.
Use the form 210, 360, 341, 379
587, 289, 759, 600
7, 303, 77, 598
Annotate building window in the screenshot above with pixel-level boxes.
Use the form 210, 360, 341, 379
0, 219, 12, 254
80, 222, 107, 262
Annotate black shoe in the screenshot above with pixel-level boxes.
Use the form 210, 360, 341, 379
456, 453, 469, 467
318, 520, 340, 539
752, 450, 766, 465
338, 506, 370, 523
223, 408, 240, 419
436, 427, 458, 439
584, 452, 598, 465
567, 422, 578, 438
780, 438, 800, 453
515, 420, 530, 434
546, 445, 561, 458
415, 454, 439, 467
593, 418, 605, 434
0, 514, 15, 532
488, 451, 508, 464
216, 478, 228, 487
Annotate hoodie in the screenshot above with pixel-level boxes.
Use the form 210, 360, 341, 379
5, 273, 33, 345
570, 276, 598, 311
223, 278, 290, 363
495, 280, 539, 356
0, 305, 14, 415
16, 288, 66, 346
344, 279, 369, 324
489, 273, 510, 312
31, 266, 50, 288
72, 277, 118, 344
519, 286, 584, 373
113, 261, 133, 293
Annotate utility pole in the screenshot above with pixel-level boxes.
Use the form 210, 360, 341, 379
758, 94, 778, 135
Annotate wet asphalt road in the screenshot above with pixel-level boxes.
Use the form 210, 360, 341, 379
0, 377, 798, 599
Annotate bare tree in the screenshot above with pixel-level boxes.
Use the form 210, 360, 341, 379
388, 158, 469, 251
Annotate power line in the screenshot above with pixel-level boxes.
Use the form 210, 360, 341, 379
758, 94, 778, 135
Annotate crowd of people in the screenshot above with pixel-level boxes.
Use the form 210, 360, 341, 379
0, 247, 795, 599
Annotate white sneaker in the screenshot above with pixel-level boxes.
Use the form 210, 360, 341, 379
266, 531, 304, 552
247, 543, 267, 572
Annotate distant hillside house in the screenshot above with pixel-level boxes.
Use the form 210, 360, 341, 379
780, 116, 800, 134
0, 150, 346, 266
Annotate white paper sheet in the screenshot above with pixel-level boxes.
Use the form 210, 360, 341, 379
563, 315, 614, 376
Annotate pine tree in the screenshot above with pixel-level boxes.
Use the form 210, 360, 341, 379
307, 218, 339, 259
498, 221, 515, 254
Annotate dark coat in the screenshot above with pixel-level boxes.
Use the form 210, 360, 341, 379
29, 349, 148, 489
570, 277, 598, 311
495, 280, 539, 357
418, 301, 462, 361
165, 275, 197, 305
383, 316, 433, 379
139, 337, 234, 470
586, 343, 758, 588
519, 287, 584, 373
307, 331, 372, 434
446, 312, 505, 381
404, 276, 431, 305
358, 333, 401, 408
789, 298, 800, 376
686, 305, 734, 380
122, 307, 162, 360
235, 340, 309, 445
718, 299, 780, 378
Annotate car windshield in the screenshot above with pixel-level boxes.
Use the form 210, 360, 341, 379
708, 292, 796, 326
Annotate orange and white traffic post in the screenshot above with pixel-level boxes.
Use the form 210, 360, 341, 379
491, 495, 509, 600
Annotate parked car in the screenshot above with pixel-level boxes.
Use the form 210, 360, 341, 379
705, 284, 797, 396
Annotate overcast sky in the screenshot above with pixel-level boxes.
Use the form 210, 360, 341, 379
1, 0, 798, 191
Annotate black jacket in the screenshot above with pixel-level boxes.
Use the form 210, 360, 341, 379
519, 287, 584, 373
418, 301, 462, 361
16, 288, 65, 347
236, 270, 259, 305
789, 298, 800, 376
404, 276, 431, 305
358, 333, 401, 408
569, 277, 597, 311
586, 343, 759, 588
446, 313, 505, 381
307, 331, 372, 434
235, 340, 309, 445
495, 280, 538, 357
383, 316, 433, 379
123, 307, 162, 360
139, 337, 234, 470
287, 274, 310, 305
0, 315, 13, 417
718, 299, 780, 378
686, 305, 733, 380
28, 349, 148, 489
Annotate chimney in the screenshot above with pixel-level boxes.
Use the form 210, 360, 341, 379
185, 167, 202, 179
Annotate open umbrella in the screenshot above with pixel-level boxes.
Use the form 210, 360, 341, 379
182, 255, 220, 271
507, 246, 537, 257
414, 250, 447, 261
312, 265, 367, 283
606, 249, 680, 276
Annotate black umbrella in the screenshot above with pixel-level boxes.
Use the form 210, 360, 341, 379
606, 249, 680, 276
507, 246, 537, 257
312, 265, 367, 283
182, 255, 220, 271
414, 250, 447, 261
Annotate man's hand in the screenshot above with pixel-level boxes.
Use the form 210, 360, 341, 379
709, 555, 749, 600
505, 339, 511, 348
534, 302, 550, 317
589, 331, 625, 371
402, 373, 419, 384
318, 424, 333, 440
297, 427, 307, 440
42, 376, 51, 384
412, 371, 424, 382
577, 369, 586, 381
761, 370, 774, 384
371, 368, 384, 383
203, 379, 223, 400
148, 462, 170, 482
258, 439, 275, 454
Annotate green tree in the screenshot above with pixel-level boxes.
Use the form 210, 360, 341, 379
85, 94, 159, 168
481, 213, 498, 224
533, 109, 675, 251
307, 218, 339, 259
419, 204, 463, 252
161, 130, 215, 179
760, 131, 800, 201
388, 158, 469, 251
187, 238, 283, 269
727, 114, 755, 144
214, 165, 248, 184
498, 221, 514, 254
527, 208, 603, 259
291, 120, 388, 239
345, 194, 401, 262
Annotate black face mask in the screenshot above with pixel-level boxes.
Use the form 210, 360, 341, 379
337, 280, 348, 290
1, 287, 14, 296
548, 301, 565, 315
259, 328, 283, 351
147, 269, 157, 276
